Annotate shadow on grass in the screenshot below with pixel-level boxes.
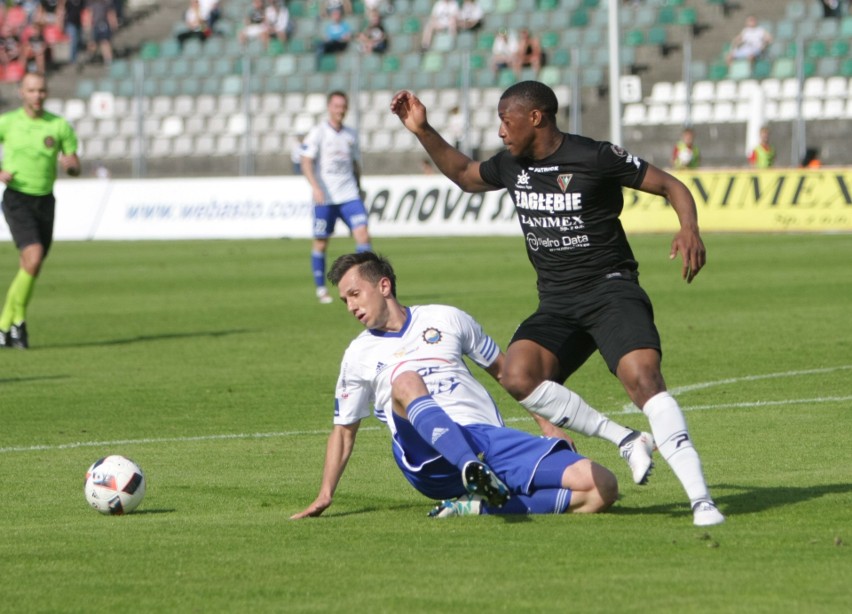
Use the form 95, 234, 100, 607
713, 482, 852, 516
613, 482, 852, 520
0, 375, 70, 385
130, 508, 178, 516
39, 329, 253, 350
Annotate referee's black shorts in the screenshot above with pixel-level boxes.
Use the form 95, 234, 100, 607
509, 272, 662, 378
2, 188, 56, 253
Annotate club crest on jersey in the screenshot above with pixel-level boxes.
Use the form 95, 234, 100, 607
557, 174, 573, 192
422, 328, 442, 344
515, 170, 530, 187
611, 144, 627, 157
44, 136, 55, 148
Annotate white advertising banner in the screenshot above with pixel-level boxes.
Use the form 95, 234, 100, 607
2, 176, 521, 241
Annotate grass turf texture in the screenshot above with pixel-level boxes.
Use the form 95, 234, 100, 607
1, 234, 850, 612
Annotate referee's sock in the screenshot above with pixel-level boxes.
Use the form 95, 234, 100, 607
0, 268, 35, 330
406, 395, 479, 469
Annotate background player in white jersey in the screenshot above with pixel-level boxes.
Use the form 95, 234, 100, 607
301, 91, 372, 304
390, 81, 724, 527
290, 252, 618, 519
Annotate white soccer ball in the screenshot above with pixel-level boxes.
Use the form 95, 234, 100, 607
84, 455, 146, 515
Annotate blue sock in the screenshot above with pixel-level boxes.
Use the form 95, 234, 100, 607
311, 251, 326, 288
482, 489, 572, 515
355, 243, 372, 253
406, 395, 479, 469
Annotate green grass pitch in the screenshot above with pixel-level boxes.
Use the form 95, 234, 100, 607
1, 234, 850, 612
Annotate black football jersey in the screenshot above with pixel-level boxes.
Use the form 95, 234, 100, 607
479, 132, 649, 295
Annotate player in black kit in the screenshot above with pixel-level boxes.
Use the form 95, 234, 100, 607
391, 81, 724, 526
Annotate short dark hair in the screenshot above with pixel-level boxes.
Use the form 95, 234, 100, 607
328, 252, 397, 297
500, 80, 558, 122
328, 90, 348, 103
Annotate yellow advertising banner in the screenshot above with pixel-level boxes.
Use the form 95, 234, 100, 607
622, 168, 852, 233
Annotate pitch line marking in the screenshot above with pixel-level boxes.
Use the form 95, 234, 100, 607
619, 364, 852, 413
2, 366, 850, 455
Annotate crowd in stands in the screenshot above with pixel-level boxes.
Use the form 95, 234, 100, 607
0, 0, 127, 80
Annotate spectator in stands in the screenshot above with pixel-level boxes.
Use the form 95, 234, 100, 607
265, 0, 293, 45
819, 1, 842, 18
357, 8, 388, 54
513, 28, 544, 78
671, 127, 701, 170
176, 0, 211, 50
364, 0, 393, 15
315, 6, 352, 68
58, 0, 87, 67
748, 126, 775, 168
489, 27, 517, 77
85, 0, 119, 66
725, 15, 771, 66
0, 20, 25, 72
35, 0, 60, 26
21, 18, 50, 74
239, 0, 270, 47
421, 0, 458, 51
198, 0, 221, 33
112, 0, 125, 26
801, 147, 821, 168
321, 0, 353, 18
457, 0, 483, 33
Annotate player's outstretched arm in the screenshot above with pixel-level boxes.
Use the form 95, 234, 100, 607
638, 164, 706, 283
290, 423, 360, 519
390, 90, 494, 194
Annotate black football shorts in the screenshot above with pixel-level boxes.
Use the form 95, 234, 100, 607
510, 274, 662, 377
2, 188, 56, 253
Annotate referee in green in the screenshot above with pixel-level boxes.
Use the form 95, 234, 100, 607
0, 72, 80, 349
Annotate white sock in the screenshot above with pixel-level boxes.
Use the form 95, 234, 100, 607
520, 381, 633, 445
643, 391, 712, 505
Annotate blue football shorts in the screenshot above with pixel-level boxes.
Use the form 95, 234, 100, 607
390, 414, 583, 501
313, 199, 368, 239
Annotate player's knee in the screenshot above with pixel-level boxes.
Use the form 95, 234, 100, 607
500, 364, 541, 400
590, 463, 619, 512
390, 371, 429, 412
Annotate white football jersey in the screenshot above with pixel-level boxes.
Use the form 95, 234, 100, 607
334, 305, 505, 435
300, 120, 361, 204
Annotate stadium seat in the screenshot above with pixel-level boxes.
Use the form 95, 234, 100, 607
622, 103, 646, 126
647, 81, 672, 104
752, 59, 772, 80
727, 60, 751, 81
806, 40, 828, 60
825, 76, 848, 98
816, 17, 840, 39
842, 16, 852, 38
421, 52, 443, 72
318, 54, 337, 72
570, 9, 589, 28
539, 66, 562, 87
624, 29, 645, 47
828, 39, 849, 58
692, 80, 714, 102
771, 58, 796, 79
803, 77, 826, 99
139, 41, 160, 60
822, 98, 846, 118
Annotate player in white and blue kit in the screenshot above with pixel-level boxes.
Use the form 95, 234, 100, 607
290, 252, 618, 519
301, 91, 372, 304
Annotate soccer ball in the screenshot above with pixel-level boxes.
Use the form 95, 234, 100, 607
84, 455, 146, 515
